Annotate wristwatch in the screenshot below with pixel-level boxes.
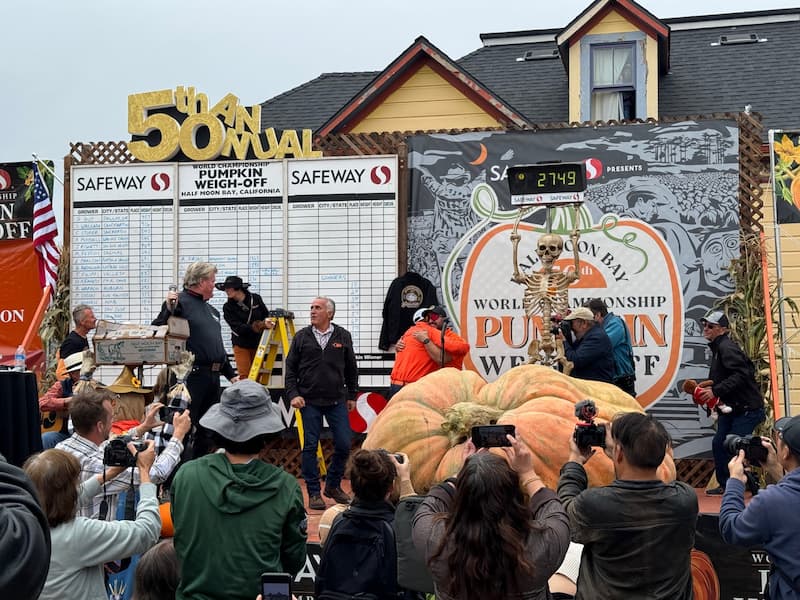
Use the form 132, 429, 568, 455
422, 338, 431, 344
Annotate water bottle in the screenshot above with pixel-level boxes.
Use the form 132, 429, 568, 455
13, 345, 25, 372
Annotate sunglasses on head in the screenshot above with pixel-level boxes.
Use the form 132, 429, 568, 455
428, 313, 440, 321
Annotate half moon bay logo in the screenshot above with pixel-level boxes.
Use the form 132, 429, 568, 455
0, 169, 11, 190
458, 219, 684, 408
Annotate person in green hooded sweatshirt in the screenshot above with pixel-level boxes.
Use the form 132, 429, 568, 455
170, 379, 307, 600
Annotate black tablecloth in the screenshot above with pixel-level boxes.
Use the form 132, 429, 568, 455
0, 371, 43, 466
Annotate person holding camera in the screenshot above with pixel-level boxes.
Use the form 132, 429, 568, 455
557, 412, 698, 599
56, 388, 187, 520
719, 416, 800, 599
697, 310, 765, 495
587, 298, 636, 396
23, 444, 160, 600
558, 307, 614, 383
412, 435, 570, 600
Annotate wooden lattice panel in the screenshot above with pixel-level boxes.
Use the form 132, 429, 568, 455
69, 141, 136, 166
675, 458, 716, 488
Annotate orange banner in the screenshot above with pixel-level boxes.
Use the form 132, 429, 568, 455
0, 239, 44, 364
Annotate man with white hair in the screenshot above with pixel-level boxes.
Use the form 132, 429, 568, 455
152, 261, 239, 457
286, 296, 358, 511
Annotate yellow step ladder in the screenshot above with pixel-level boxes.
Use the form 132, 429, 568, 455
248, 309, 326, 476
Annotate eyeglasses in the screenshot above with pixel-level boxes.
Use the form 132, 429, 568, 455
702, 323, 718, 330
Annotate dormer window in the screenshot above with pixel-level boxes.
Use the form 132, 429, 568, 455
591, 43, 635, 120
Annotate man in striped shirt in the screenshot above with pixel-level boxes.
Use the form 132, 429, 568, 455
56, 388, 188, 519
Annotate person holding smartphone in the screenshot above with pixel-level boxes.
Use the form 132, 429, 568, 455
412, 435, 569, 600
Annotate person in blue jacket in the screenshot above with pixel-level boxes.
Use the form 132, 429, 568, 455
587, 298, 636, 396
559, 307, 614, 383
719, 415, 800, 599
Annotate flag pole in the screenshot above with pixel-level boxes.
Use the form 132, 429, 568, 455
31, 153, 64, 186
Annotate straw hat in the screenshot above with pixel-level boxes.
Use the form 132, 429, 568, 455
105, 366, 151, 394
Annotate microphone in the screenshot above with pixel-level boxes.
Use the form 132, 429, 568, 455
168, 284, 178, 309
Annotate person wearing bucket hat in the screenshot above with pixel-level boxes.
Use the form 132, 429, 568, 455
697, 309, 765, 495
388, 305, 470, 399
559, 307, 614, 383
39, 352, 85, 449
720, 415, 800, 599
170, 379, 306, 600
217, 275, 272, 378
152, 261, 239, 459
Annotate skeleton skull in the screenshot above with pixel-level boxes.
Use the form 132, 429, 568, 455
536, 233, 564, 264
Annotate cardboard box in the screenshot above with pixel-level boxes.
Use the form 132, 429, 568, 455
94, 317, 189, 365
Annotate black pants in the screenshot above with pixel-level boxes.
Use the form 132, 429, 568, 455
185, 368, 222, 458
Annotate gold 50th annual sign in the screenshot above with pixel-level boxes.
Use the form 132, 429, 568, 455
128, 86, 322, 162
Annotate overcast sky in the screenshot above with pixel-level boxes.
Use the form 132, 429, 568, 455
3, 0, 797, 229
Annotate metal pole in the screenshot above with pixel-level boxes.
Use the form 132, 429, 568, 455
768, 129, 792, 416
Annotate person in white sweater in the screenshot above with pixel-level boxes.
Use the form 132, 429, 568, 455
23, 443, 161, 600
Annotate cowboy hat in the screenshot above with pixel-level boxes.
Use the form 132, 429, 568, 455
214, 275, 250, 291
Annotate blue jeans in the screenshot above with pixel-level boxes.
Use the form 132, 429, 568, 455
42, 431, 69, 449
712, 407, 765, 486
300, 402, 351, 496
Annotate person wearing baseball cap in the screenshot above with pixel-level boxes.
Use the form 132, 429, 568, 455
697, 309, 765, 495
558, 307, 614, 383
720, 414, 800, 598
388, 305, 470, 399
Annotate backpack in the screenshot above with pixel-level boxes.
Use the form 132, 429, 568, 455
316, 504, 399, 600
393, 495, 434, 594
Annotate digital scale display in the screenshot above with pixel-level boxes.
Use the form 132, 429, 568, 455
508, 162, 587, 205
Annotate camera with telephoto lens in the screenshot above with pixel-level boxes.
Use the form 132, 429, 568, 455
724, 434, 768, 466
103, 436, 146, 468
573, 399, 607, 449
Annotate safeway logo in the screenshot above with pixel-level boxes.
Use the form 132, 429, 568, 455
151, 172, 171, 191
370, 165, 392, 185
585, 158, 603, 180
0, 169, 10, 190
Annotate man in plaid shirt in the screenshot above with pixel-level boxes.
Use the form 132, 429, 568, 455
57, 388, 190, 520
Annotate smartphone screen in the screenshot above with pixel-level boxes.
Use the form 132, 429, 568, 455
471, 424, 515, 447
261, 572, 291, 598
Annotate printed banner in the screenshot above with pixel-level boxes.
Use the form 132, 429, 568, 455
0, 239, 45, 361
408, 121, 740, 458
772, 132, 800, 224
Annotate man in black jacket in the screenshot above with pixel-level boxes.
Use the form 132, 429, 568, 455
217, 275, 272, 378
153, 262, 239, 457
560, 307, 614, 383
696, 310, 765, 495
285, 296, 359, 511
557, 412, 698, 600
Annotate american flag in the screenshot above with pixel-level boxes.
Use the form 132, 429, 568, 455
32, 162, 60, 293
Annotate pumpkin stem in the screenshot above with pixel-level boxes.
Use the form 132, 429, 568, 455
441, 402, 505, 445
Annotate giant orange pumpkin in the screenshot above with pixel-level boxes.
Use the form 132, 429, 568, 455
363, 365, 676, 492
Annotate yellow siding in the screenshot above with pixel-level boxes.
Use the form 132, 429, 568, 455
350, 64, 501, 133
586, 9, 638, 34
762, 184, 800, 417
568, 8, 659, 121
